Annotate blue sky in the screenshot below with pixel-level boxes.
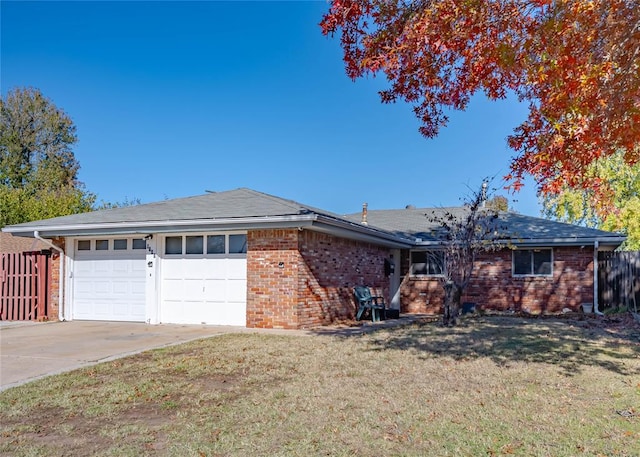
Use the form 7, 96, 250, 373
1, 1, 542, 216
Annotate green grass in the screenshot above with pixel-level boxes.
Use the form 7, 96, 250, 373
1, 316, 639, 456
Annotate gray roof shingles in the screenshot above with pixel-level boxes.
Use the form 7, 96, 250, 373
6, 188, 338, 228
344, 206, 624, 244
3, 188, 625, 246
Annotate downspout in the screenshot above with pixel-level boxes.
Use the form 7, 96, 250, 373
34, 231, 65, 321
593, 240, 603, 316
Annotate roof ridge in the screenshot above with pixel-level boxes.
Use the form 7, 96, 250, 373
235, 188, 308, 213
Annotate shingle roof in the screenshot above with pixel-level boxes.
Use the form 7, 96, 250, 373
344, 206, 625, 246
0, 232, 48, 253
2, 188, 411, 247
2, 188, 625, 248
5, 188, 341, 228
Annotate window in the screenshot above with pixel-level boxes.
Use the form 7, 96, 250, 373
132, 238, 146, 250
513, 249, 552, 276
207, 235, 225, 254
165, 236, 182, 255
77, 240, 91, 251
165, 234, 247, 255
186, 236, 203, 254
113, 239, 127, 250
229, 234, 247, 254
96, 240, 109, 250
410, 251, 444, 276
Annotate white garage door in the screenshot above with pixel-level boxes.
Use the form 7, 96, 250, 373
72, 238, 147, 322
160, 234, 247, 326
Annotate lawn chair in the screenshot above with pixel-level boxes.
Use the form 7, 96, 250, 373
354, 286, 386, 322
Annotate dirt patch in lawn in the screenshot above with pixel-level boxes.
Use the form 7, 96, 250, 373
1, 316, 639, 456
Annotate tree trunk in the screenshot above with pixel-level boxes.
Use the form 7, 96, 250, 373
443, 281, 462, 326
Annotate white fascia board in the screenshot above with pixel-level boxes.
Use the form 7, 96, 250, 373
412, 236, 626, 249
509, 236, 626, 247
312, 216, 413, 248
3, 214, 319, 238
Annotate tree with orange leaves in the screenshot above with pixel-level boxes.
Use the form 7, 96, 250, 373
320, 0, 639, 214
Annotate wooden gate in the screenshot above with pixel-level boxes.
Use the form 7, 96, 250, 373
598, 251, 640, 311
1, 252, 51, 321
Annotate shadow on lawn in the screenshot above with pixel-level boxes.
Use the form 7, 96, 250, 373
359, 316, 640, 377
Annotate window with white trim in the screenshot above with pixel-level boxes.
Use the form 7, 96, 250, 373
186, 236, 203, 255
207, 235, 225, 254
513, 249, 552, 276
410, 250, 444, 276
165, 236, 182, 255
164, 234, 247, 255
229, 234, 247, 254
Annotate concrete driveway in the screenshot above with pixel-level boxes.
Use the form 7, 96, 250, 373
0, 321, 250, 391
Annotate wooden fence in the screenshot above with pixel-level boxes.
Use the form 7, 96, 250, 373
1, 252, 51, 321
598, 251, 640, 311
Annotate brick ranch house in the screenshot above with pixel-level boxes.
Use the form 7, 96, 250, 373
2, 188, 625, 328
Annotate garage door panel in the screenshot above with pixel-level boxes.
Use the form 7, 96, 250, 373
162, 302, 244, 326
113, 262, 129, 273
132, 261, 146, 274
132, 282, 146, 295
182, 279, 204, 301
93, 281, 111, 294
203, 261, 228, 277
72, 239, 146, 322
161, 254, 246, 326
203, 279, 226, 301
227, 280, 247, 302
94, 262, 110, 273
226, 260, 247, 279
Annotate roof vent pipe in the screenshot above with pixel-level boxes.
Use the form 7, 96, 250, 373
481, 181, 488, 208
361, 203, 368, 225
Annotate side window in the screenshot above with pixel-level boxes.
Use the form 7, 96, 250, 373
513, 250, 531, 275
165, 236, 182, 255
186, 236, 203, 255
229, 234, 247, 254
410, 251, 443, 276
77, 240, 91, 251
513, 249, 552, 276
207, 235, 225, 254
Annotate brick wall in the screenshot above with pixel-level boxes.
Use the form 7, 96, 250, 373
400, 247, 594, 315
246, 229, 300, 329
47, 237, 65, 321
297, 230, 390, 328
246, 229, 390, 329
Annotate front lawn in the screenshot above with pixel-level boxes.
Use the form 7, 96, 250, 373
1, 316, 639, 456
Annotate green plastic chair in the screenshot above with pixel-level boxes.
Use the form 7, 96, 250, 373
354, 286, 386, 322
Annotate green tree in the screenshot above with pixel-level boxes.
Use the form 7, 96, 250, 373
0, 87, 95, 227
542, 152, 640, 250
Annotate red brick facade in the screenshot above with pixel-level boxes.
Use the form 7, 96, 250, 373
47, 238, 65, 321
246, 229, 390, 329
48, 230, 596, 328
400, 247, 594, 315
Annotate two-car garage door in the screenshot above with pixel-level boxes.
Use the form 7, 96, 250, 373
71, 234, 247, 325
